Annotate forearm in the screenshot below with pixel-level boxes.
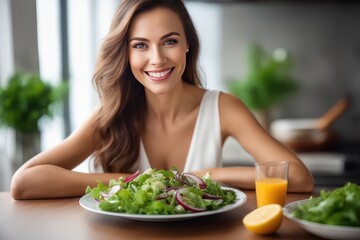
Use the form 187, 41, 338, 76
196, 166, 256, 190
196, 164, 314, 193
10, 165, 128, 200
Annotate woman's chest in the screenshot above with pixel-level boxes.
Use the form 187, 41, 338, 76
142, 115, 198, 171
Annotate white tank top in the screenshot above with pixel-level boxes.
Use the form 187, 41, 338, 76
89, 90, 222, 173
132, 90, 222, 172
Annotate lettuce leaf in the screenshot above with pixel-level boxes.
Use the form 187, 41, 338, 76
293, 182, 360, 227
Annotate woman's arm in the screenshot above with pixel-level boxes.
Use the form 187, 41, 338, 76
10, 110, 129, 199
209, 92, 314, 193
11, 165, 129, 199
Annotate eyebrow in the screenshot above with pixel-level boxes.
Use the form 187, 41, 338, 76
129, 32, 181, 42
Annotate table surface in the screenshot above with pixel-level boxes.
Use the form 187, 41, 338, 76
0, 190, 325, 240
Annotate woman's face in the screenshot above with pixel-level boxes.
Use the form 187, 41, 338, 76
128, 7, 188, 95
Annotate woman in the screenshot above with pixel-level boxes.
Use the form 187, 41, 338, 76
11, 0, 314, 199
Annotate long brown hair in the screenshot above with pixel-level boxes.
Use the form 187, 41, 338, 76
92, 0, 202, 173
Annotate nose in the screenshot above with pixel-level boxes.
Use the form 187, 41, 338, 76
149, 47, 167, 66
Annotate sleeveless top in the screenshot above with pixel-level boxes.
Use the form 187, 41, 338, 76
89, 90, 222, 173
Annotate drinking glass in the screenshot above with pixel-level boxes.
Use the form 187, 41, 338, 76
255, 161, 289, 207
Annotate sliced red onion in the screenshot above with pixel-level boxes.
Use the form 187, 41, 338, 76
175, 172, 191, 186
166, 188, 178, 196
166, 186, 182, 191
124, 170, 140, 183
183, 173, 207, 189
100, 192, 110, 199
100, 185, 121, 200
202, 193, 223, 200
109, 185, 121, 195
175, 188, 206, 212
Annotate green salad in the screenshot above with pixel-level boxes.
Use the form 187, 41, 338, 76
86, 168, 237, 215
292, 182, 360, 227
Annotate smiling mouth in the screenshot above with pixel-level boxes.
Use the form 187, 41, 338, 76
145, 68, 173, 79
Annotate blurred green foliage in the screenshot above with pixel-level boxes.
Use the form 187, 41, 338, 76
0, 71, 68, 133
228, 43, 298, 111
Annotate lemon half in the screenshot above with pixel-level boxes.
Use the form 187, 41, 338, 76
243, 204, 283, 235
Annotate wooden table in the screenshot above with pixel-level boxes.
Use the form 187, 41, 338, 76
0, 191, 324, 240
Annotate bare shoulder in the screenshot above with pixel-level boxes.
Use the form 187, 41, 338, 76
218, 92, 253, 120
218, 92, 259, 137
218, 91, 245, 108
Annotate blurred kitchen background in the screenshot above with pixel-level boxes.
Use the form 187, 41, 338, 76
1, 0, 359, 191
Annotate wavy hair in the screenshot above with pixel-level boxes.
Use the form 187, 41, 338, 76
92, 0, 202, 173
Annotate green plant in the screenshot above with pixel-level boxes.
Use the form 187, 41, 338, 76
0, 71, 67, 133
228, 43, 298, 111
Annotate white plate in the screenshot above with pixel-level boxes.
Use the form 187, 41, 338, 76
79, 187, 247, 222
283, 199, 360, 240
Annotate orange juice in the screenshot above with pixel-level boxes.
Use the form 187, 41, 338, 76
255, 178, 288, 207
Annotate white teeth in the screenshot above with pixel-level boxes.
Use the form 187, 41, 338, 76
147, 69, 171, 78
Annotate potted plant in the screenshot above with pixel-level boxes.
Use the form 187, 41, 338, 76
0, 71, 67, 170
228, 43, 298, 129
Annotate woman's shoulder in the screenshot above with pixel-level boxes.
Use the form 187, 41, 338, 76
192, 88, 245, 110
218, 91, 256, 131
185, 86, 244, 111
218, 91, 246, 109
